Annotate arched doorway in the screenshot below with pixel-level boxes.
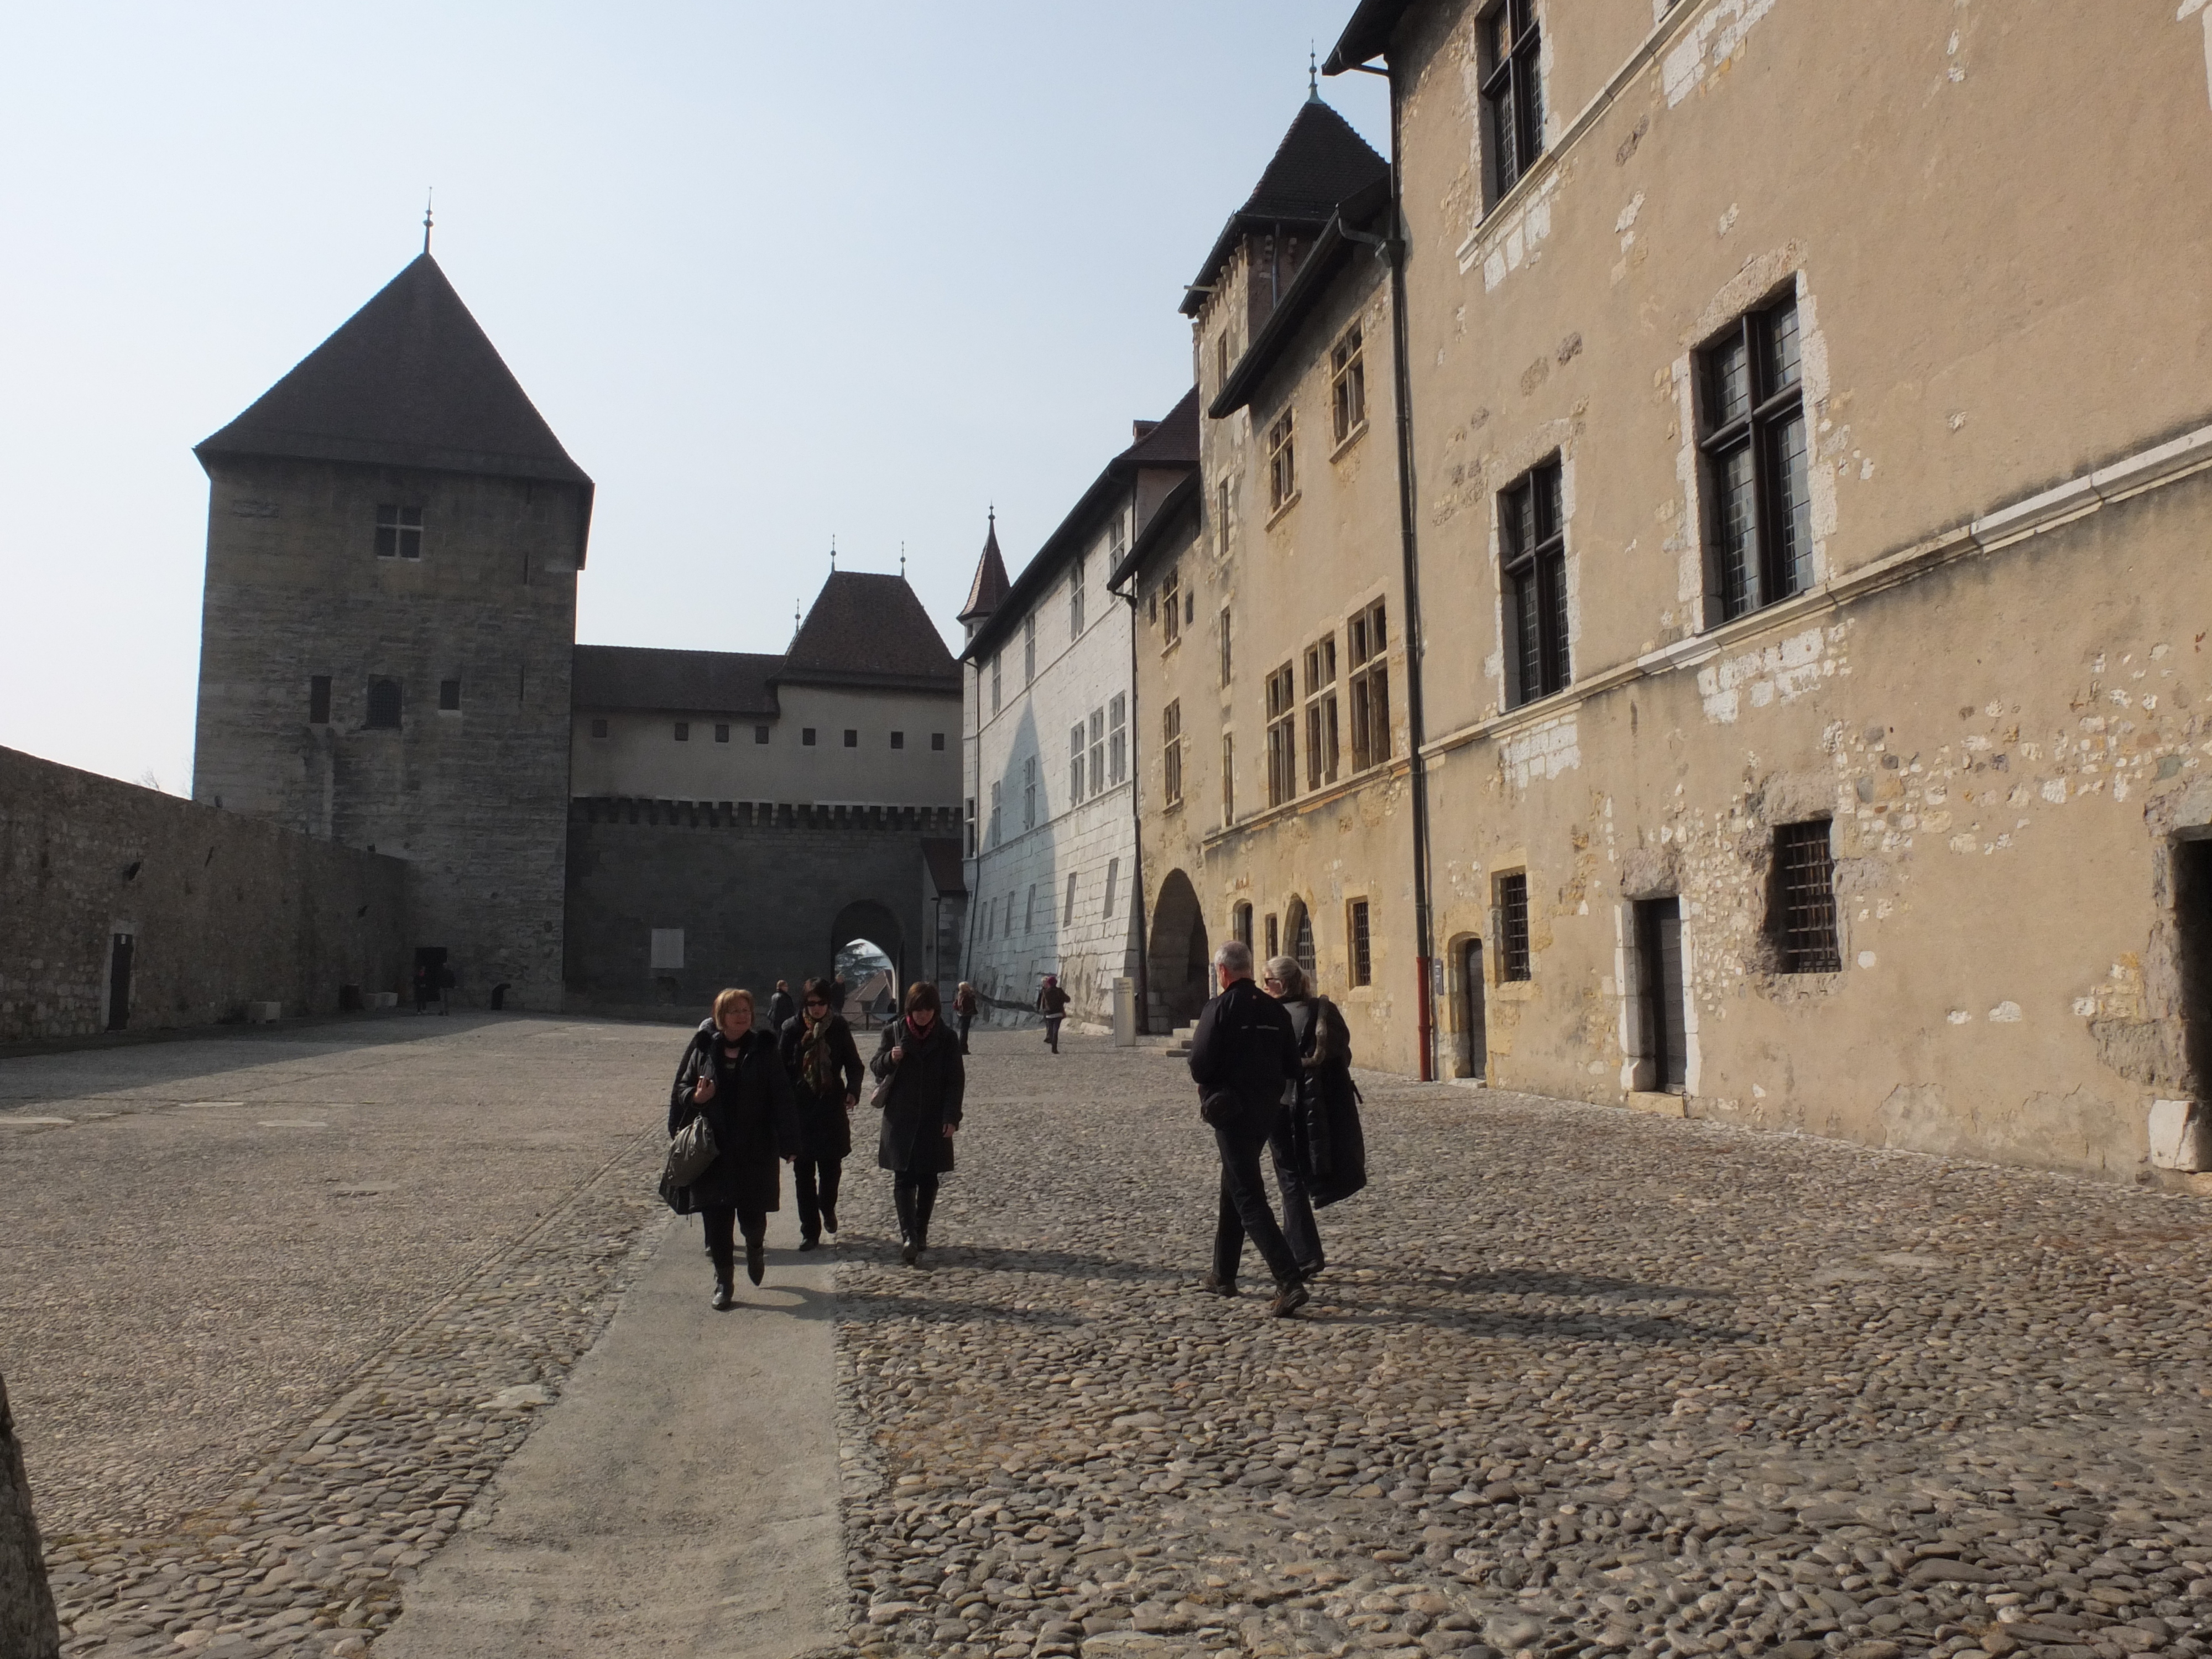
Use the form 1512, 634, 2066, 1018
1147, 869, 1210, 1030
830, 900, 904, 1024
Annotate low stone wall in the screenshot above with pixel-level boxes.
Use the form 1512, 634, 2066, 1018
0, 746, 409, 1042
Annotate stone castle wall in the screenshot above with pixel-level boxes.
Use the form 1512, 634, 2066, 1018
0, 745, 409, 1042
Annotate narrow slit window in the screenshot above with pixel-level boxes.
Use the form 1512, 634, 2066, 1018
438, 679, 461, 712
1162, 700, 1183, 807
309, 676, 332, 725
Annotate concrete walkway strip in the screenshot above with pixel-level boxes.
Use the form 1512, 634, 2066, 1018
375, 1201, 844, 1659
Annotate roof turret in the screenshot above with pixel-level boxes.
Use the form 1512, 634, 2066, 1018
958, 511, 1012, 628
1182, 99, 1388, 316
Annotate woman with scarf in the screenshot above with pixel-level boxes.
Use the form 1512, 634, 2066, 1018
779, 975, 864, 1250
869, 982, 966, 1266
667, 988, 801, 1309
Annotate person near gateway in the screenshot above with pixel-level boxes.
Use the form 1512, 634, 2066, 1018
953, 980, 980, 1055
769, 978, 796, 1031
667, 988, 801, 1310
779, 975, 864, 1251
869, 982, 964, 1267
1188, 939, 1309, 1317
1036, 973, 1071, 1055
1264, 955, 1368, 1279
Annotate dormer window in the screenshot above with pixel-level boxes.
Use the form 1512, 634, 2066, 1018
375, 505, 423, 559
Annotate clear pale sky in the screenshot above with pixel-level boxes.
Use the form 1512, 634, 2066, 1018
0, 3, 1388, 795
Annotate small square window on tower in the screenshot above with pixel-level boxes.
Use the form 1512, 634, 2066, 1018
932, 732, 946, 750
590, 717, 609, 739
374, 505, 423, 559
438, 679, 461, 712
890, 731, 905, 749
365, 678, 402, 729
755, 724, 770, 744
844, 728, 858, 748
802, 727, 817, 746
714, 723, 730, 743
674, 721, 690, 742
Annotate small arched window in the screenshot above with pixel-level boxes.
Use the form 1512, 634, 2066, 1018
365, 679, 403, 729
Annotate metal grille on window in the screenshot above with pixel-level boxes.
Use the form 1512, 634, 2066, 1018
1481, 0, 1544, 201
1266, 662, 1298, 807
1498, 872, 1532, 982
1501, 460, 1569, 707
1700, 296, 1811, 622
1349, 900, 1372, 987
1772, 821, 1842, 973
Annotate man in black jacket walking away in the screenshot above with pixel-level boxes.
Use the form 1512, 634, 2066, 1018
1187, 939, 1309, 1317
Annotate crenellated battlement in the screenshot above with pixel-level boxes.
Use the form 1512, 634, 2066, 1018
570, 797, 959, 834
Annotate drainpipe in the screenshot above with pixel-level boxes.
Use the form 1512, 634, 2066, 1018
1352, 55, 1437, 1082
1115, 478, 1152, 1033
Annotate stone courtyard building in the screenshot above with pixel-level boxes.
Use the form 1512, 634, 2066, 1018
1306, 0, 2212, 1173
960, 402, 1198, 1029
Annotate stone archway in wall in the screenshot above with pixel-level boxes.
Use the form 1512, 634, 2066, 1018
830, 899, 905, 1011
1147, 869, 1211, 1031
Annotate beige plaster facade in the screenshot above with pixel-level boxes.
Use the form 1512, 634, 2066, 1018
1322, 0, 2212, 1176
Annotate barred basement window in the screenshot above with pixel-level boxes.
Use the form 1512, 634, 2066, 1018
1331, 325, 1366, 445
1481, 0, 1544, 204
1162, 700, 1183, 807
1700, 294, 1812, 622
439, 679, 461, 712
309, 676, 332, 725
1303, 634, 1339, 790
365, 678, 402, 729
1496, 872, 1531, 982
374, 504, 422, 559
1348, 601, 1391, 771
1771, 820, 1842, 973
1348, 899, 1373, 987
1501, 458, 1569, 707
1265, 661, 1298, 807
1267, 409, 1297, 513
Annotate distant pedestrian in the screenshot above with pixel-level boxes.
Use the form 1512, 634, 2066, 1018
1265, 957, 1367, 1277
667, 988, 801, 1310
1036, 974, 1070, 1054
769, 979, 796, 1031
953, 982, 979, 1053
1188, 940, 1308, 1317
779, 976, 864, 1251
869, 982, 964, 1267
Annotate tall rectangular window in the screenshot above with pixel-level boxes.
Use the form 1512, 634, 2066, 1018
1267, 410, 1297, 513
844, 728, 858, 748
439, 679, 461, 712
1349, 899, 1373, 987
1064, 872, 1078, 927
932, 732, 945, 750
1265, 914, 1280, 959
989, 781, 1002, 846
1222, 732, 1236, 823
374, 504, 423, 559
1108, 693, 1127, 784
1348, 602, 1391, 771
1501, 458, 1570, 707
1481, 0, 1544, 202
1162, 568, 1181, 647
1303, 635, 1339, 790
309, 676, 332, 725
1088, 708, 1105, 796
1265, 661, 1298, 807
1070, 556, 1086, 639
1771, 820, 1842, 973
1024, 884, 1037, 933
1219, 608, 1233, 688
1024, 613, 1037, 685
966, 795, 977, 857
1162, 700, 1183, 807
1103, 856, 1119, 918
1070, 722, 1087, 804
889, 730, 903, 749
803, 726, 818, 745
1022, 754, 1036, 829
1497, 872, 1532, 981
1216, 477, 1235, 556
991, 652, 1003, 714
1700, 295, 1812, 622
365, 678, 401, 729
1331, 325, 1366, 444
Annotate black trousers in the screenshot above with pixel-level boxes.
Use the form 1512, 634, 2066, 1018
1044, 1015, 1063, 1052
700, 1203, 765, 1286
957, 1014, 973, 1053
893, 1169, 939, 1247
1270, 1115, 1323, 1273
794, 1154, 842, 1241
1211, 1106, 1301, 1288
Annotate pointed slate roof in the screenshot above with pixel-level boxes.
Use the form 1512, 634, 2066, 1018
781, 571, 961, 693
196, 254, 592, 491
958, 514, 1012, 625
1182, 99, 1389, 315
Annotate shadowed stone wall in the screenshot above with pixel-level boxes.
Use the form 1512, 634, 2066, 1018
0, 745, 409, 1042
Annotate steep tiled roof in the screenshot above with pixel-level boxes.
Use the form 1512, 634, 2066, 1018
197, 254, 591, 490
782, 572, 961, 693
958, 514, 1011, 624
1182, 100, 1389, 315
571, 645, 781, 715
1121, 387, 1201, 468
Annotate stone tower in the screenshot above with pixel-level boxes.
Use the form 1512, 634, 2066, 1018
191, 252, 592, 1009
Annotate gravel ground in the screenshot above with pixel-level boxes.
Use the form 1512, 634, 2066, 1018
831, 1031, 2212, 1659
10, 1017, 2212, 1659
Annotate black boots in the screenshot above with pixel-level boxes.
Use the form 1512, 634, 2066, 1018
745, 1237, 765, 1285
712, 1281, 734, 1311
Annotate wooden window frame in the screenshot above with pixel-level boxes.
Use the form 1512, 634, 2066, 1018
1108, 693, 1127, 784
1480, 0, 1545, 205
1501, 457, 1570, 707
1265, 661, 1298, 807
1496, 871, 1532, 982
1331, 325, 1366, 447
1162, 568, 1182, 648
1023, 613, 1037, 685
1022, 754, 1036, 830
1699, 294, 1813, 624
1070, 555, 1086, 640
1162, 700, 1183, 807
1303, 634, 1340, 790
1070, 722, 1087, 805
1348, 601, 1391, 773
1088, 708, 1106, 796
1266, 409, 1297, 514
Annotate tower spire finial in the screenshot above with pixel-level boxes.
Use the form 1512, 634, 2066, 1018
422, 187, 434, 254
900, 540, 907, 577
1308, 44, 1319, 100
830, 534, 837, 571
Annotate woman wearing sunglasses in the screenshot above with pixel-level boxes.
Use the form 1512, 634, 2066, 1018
779, 975, 864, 1250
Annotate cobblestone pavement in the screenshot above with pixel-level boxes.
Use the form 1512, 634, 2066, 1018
833, 1032, 2212, 1659
0, 1015, 673, 1659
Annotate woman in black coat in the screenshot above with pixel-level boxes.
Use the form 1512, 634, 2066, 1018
869, 981, 965, 1267
669, 987, 801, 1308
1264, 956, 1368, 1279
779, 975, 864, 1251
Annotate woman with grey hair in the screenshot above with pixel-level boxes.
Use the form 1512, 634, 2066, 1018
1264, 954, 1366, 1276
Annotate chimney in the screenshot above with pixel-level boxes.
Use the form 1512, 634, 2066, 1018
1131, 420, 1160, 441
